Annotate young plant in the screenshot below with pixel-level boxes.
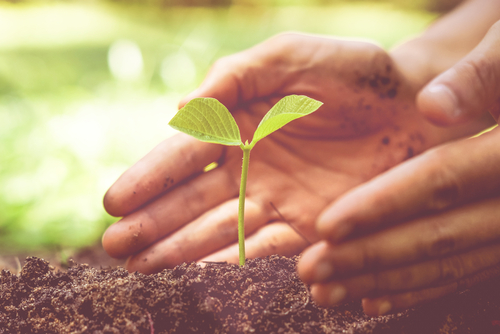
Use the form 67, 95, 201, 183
168, 95, 323, 266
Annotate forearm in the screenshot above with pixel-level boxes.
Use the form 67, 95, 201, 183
391, 0, 500, 90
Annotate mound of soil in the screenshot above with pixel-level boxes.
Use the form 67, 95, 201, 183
0, 255, 499, 333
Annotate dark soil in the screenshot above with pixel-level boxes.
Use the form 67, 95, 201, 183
1, 255, 499, 334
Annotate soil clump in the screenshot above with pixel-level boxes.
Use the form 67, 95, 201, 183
0, 255, 499, 333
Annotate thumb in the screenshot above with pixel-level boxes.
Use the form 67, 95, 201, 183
417, 20, 500, 125
178, 54, 243, 110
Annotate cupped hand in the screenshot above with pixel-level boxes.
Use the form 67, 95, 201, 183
298, 23, 500, 316
298, 127, 500, 316
101, 33, 483, 274
417, 20, 500, 125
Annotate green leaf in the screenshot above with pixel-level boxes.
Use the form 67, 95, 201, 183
250, 95, 323, 146
169, 98, 242, 146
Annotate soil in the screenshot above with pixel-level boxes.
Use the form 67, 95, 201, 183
0, 252, 499, 334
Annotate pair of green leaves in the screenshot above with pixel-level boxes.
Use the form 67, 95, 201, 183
169, 95, 323, 148
168, 94, 322, 266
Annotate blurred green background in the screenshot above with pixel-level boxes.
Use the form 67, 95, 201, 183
0, 0, 454, 253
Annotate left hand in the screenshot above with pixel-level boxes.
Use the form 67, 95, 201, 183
102, 33, 480, 274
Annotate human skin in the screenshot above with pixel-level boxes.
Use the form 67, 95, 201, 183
102, 0, 499, 313
298, 11, 500, 316
102, 33, 488, 272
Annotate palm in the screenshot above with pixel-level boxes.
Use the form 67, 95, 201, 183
219, 92, 439, 252
102, 34, 471, 274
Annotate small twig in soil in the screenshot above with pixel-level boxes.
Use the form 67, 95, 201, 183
14, 257, 22, 275
201, 261, 228, 265
146, 311, 154, 334
269, 202, 312, 245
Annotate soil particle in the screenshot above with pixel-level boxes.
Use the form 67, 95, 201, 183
1, 256, 499, 333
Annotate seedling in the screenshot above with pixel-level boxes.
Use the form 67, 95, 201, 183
169, 95, 323, 266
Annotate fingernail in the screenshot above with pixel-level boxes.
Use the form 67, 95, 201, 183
425, 84, 460, 118
378, 300, 392, 315
328, 285, 347, 305
315, 261, 334, 282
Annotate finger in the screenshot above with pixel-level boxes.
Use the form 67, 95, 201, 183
103, 133, 224, 217
417, 20, 500, 125
102, 164, 239, 259
361, 263, 500, 316
125, 198, 269, 274
179, 32, 315, 109
317, 127, 500, 243
178, 54, 242, 110
299, 196, 500, 284
200, 222, 310, 264
308, 242, 500, 307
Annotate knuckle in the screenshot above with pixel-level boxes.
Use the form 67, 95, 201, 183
425, 218, 457, 258
370, 271, 385, 292
429, 234, 456, 257
268, 31, 303, 44
210, 54, 243, 75
462, 58, 493, 95
391, 267, 416, 290
360, 244, 381, 271
373, 267, 416, 292
439, 256, 466, 283
457, 263, 500, 290
210, 56, 232, 73
263, 32, 311, 59
458, 54, 500, 107
425, 149, 462, 211
364, 42, 387, 58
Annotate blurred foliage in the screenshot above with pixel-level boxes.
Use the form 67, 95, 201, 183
102, 0, 461, 12
0, 1, 438, 252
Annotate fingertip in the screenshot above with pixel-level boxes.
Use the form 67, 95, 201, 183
297, 246, 316, 283
101, 218, 140, 259
103, 187, 123, 218
417, 83, 463, 126
316, 206, 337, 239
101, 224, 123, 259
178, 88, 202, 109
124, 256, 139, 273
309, 284, 329, 307
125, 254, 153, 274
297, 241, 331, 284
316, 205, 354, 243
362, 298, 392, 316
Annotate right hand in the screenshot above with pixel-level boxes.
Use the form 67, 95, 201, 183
298, 21, 500, 315
417, 20, 500, 125
102, 33, 487, 274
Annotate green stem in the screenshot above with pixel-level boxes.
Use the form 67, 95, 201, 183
238, 143, 251, 266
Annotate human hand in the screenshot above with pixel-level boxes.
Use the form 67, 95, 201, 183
298, 23, 500, 315
102, 33, 482, 274
417, 20, 500, 125
298, 127, 500, 316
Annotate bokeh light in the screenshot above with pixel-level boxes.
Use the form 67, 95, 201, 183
108, 39, 144, 81
0, 0, 437, 252
161, 50, 197, 91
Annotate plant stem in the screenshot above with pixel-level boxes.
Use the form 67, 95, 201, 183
238, 143, 251, 266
